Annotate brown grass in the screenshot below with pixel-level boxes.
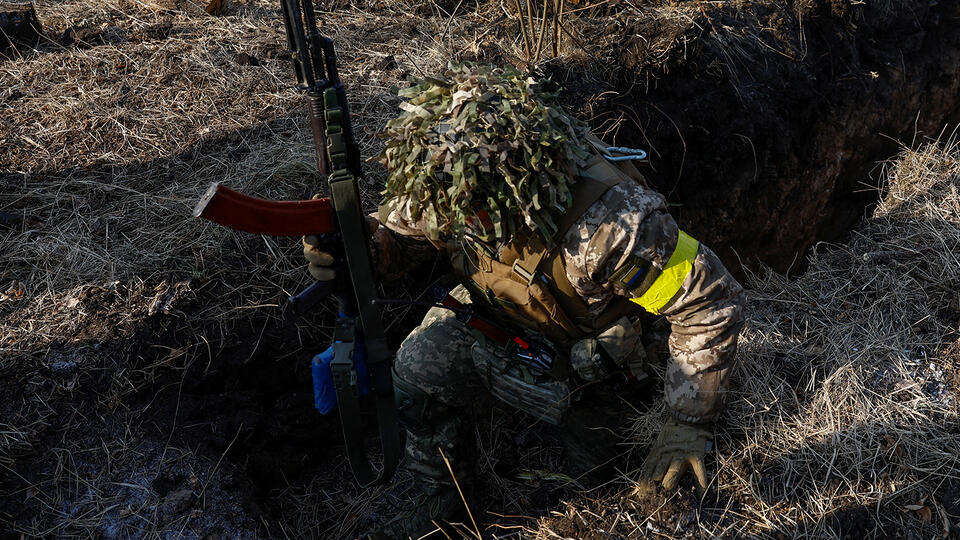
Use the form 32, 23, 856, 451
0, 0, 616, 536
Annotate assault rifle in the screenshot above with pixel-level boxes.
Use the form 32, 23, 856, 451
192, 0, 399, 487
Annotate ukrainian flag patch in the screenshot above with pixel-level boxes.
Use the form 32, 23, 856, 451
609, 255, 658, 293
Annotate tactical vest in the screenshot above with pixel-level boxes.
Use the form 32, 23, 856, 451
449, 144, 650, 346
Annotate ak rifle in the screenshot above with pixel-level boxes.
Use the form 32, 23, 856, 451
192, 0, 399, 487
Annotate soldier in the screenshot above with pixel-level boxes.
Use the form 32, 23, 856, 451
304, 64, 744, 538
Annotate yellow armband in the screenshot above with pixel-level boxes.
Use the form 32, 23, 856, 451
631, 230, 699, 314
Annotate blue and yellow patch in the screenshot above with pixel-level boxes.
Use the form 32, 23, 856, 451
610, 255, 658, 294
609, 231, 701, 315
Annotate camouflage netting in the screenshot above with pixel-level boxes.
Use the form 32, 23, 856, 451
379, 63, 592, 244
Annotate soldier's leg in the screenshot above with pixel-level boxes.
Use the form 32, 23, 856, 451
563, 319, 664, 486
390, 287, 484, 534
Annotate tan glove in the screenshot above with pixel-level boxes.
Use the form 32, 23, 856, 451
302, 214, 380, 282
639, 419, 712, 491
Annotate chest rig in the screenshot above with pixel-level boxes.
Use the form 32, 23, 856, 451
448, 148, 650, 351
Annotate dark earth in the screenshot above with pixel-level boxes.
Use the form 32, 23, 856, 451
547, 0, 960, 277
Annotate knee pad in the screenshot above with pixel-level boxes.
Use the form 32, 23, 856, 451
394, 368, 477, 483
393, 368, 443, 436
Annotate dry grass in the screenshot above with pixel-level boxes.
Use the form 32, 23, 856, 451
534, 140, 960, 538
0, 1, 461, 537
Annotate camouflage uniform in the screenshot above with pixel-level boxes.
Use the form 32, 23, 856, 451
374, 166, 745, 505
303, 64, 745, 537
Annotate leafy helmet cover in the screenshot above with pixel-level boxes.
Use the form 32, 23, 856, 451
379, 63, 591, 244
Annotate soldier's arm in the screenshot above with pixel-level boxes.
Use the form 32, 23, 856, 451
564, 181, 745, 423
372, 196, 440, 282
654, 235, 744, 423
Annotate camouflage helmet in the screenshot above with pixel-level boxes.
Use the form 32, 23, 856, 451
379, 63, 591, 243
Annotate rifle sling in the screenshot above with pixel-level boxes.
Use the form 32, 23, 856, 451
327, 87, 400, 487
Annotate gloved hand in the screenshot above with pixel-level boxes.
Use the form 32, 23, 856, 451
302, 212, 380, 282
639, 419, 712, 491
303, 234, 338, 281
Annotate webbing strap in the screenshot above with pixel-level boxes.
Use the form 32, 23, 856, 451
547, 250, 637, 329
631, 230, 699, 315
508, 166, 619, 283
325, 87, 400, 487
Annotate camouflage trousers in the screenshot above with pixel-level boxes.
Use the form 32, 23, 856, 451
393, 286, 642, 488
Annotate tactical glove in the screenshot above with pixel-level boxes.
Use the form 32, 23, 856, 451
302, 205, 379, 281
302, 234, 337, 281
639, 419, 712, 491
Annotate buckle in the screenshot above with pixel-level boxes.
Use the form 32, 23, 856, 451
603, 146, 647, 161
512, 260, 536, 284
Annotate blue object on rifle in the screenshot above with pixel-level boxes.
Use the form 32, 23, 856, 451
312, 340, 371, 414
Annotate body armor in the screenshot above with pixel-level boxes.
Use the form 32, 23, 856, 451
448, 144, 649, 345
442, 148, 655, 422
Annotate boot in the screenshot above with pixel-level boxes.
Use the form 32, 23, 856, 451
384, 479, 469, 539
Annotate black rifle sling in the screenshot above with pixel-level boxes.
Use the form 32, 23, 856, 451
324, 87, 400, 487
280, 0, 398, 486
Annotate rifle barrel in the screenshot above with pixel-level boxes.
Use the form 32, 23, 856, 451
282, 0, 316, 89
301, 0, 327, 83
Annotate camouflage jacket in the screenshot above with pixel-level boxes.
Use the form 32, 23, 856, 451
371, 166, 745, 424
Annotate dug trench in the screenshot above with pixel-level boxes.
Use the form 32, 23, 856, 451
3, 0, 960, 537
544, 0, 960, 276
